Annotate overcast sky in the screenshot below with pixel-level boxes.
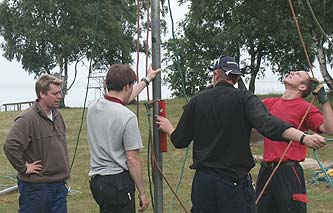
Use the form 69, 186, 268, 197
1, 1, 329, 108
0, 1, 190, 107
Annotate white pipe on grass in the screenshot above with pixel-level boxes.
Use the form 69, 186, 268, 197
0, 185, 18, 196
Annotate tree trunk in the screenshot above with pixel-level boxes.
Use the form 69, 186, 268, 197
60, 58, 68, 108
315, 34, 333, 90
248, 51, 263, 93
235, 47, 247, 91
238, 78, 247, 91
248, 73, 256, 93
58, 57, 68, 108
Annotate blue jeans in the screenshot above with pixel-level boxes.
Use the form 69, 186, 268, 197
18, 179, 68, 213
191, 169, 257, 213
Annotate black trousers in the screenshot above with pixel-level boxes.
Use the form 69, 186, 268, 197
191, 169, 257, 213
90, 171, 135, 213
256, 162, 307, 213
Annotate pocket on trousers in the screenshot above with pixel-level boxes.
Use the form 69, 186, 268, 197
90, 179, 124, 207
293, 194, 308, 203
90, 179, 103, 206
114, 174, 133, 205
19, 181, 40, 195
246, 182, 256, 202
90, 174, 133, 207
289, 193, 307, 212
246, 180, 257, 213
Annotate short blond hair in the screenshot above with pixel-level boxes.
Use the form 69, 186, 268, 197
35, 74, 62, 99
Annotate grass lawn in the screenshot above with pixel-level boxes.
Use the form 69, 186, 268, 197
1, 96, 333, 212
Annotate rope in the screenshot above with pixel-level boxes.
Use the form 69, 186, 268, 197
142, 0, 189, 208
144, 102, 188, 212
144, 102, 155, 210
310, 168, 333, 186
145, 0, 151, 101
166, 1, 191, 211
143, 0, 154, 209
167, 0, 189, 102
136, 0, 141, 122
139, 0, 190, 210
313, 148, 333, 188
311, 138, 333, 188
169, 143, 189, 213
152, 151, 188, 213
69, 0, 100, 173
305, 0, 333, 47
288, 0, 314, 76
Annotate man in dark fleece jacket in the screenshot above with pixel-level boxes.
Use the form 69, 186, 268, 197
4, 74, 69, 213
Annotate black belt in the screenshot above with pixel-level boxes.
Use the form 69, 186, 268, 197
91, 170, 129, 180
261, 161, 299, 168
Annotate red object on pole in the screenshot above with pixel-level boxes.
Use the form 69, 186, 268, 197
159, 100, 167, 152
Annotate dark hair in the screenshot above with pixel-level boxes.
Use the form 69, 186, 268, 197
35, 74, 62, 99
301, 75, 313, 98
216, 69, 239, 84
105, 64, 137, 92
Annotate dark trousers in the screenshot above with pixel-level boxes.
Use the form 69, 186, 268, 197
17, 179, 68, 213
191, 169, 257, 213
90, 171, 135, 213
256, 162, 307, 213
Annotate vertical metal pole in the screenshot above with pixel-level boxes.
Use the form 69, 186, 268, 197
151, 0, 163, 212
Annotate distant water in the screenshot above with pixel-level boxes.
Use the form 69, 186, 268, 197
0, 85, 100, 111
0, 80, 284, 111
253, 80, 284, 95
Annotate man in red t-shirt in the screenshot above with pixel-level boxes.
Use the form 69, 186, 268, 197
256, 70, 333, 213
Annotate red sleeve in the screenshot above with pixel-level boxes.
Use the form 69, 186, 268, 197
262, 98, 275, 110
305, 105, 324, 133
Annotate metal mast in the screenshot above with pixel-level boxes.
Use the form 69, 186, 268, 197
151, 0, 163, 212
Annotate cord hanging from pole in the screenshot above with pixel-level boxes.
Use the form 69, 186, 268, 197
166, 1, 191, 212
143, 0, 155, 209
144, 102, 189, 212
142, 0, 190, 211
135, 0, 141, 121
145, 0, 151, 101
70, 0, 101, 173
289, 0, 314, 76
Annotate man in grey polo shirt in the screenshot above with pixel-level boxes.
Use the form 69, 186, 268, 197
87, 64, 160, 212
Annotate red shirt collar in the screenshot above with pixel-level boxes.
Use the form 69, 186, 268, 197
104, 95, 124, 105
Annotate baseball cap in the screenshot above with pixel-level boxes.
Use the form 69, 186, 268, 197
208, 56, 244, 76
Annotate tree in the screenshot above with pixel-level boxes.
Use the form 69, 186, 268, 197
164, 0, 333, 95
0, 0, 141, 106
163, 35, 212, 97
163, 0, 241, 97
297, 0, 333, 89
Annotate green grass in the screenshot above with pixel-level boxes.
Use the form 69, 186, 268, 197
1, 97, 333, 212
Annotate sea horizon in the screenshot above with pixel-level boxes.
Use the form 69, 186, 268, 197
0, 80, 285, 111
